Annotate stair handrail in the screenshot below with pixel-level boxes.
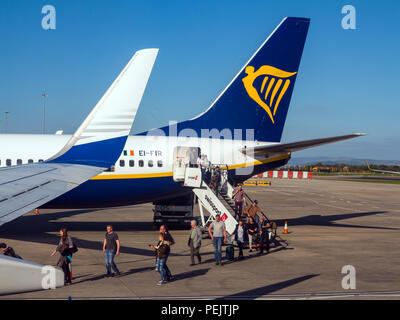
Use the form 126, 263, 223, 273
243, 191, 270, 223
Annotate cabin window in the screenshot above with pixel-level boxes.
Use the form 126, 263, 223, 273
17, 159, 22, 165
129, 160, 134, 167
28, 159, 34, 164
119, 160, 125, 167
6, 159, 11, 166
148, 160, 153, 167
157, 160, 163, 167
139, 160, 144, 167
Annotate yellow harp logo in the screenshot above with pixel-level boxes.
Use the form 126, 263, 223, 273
242, 65, 297, 124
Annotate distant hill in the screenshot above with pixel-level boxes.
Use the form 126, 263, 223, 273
288, 157, 400, 166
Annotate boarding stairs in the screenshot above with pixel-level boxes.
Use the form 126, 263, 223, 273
178, 165, 237, 237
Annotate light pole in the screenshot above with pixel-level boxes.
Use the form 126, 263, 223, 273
4, 111, 9, 133
42, 93, 48, 134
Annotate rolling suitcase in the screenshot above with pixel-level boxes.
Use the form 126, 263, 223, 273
225, 245, 235, 261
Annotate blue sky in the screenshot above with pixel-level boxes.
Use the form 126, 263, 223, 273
0, 0, 399, 159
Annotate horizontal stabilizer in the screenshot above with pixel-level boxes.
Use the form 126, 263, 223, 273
0, 48, 158, 227
241, 133, 366, 155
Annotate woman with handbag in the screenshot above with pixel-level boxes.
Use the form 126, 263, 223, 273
51, 228, 75, 284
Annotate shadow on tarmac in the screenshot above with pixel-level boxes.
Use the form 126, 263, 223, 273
0, 209, 395, 259
273, 211, 396, 230
217, 274, 319, 299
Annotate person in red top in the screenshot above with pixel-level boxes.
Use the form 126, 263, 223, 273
232, 185, 246, 221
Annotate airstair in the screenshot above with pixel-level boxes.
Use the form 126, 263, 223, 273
180, 165, 238, 235
172, 146, 272, 236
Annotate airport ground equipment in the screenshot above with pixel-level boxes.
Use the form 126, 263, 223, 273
153, 193, 196, 227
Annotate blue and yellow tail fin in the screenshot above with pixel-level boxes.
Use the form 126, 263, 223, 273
145, 17, 309, 142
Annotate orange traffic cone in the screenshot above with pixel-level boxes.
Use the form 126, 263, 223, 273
283, 221, 289, 234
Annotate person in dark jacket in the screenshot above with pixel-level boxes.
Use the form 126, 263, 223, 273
234, 220, 249, 259
51, 228, 75, 282
259, 217, 271, 254
0, 243, 22, 259
210, 167, 221, 196
247, 217, 258, 252
150, 233, 170, 285
54, 242, 72, 285
160, 225, 174, 281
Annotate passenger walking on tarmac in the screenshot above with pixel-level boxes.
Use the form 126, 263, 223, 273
259, 217, 271, 255
208, 214, 227, 266
150, 233, 170, 285
188, 220, 202, 265
103, 225, 121, 277
247, 217, 259, 252
160, 225, 174, 281
0, 242, 22, 259
51, 229, 75, 283
211, 166, 222, 196
233, 220, 248, 260
232, 184, 246, 221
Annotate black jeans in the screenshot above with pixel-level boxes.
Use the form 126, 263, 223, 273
259, 233, 270, 254
234, 201, 243, 220
237, 240, 244, 257
62, 261, 71, 283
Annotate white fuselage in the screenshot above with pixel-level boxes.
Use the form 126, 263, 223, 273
0, 134, 289, 208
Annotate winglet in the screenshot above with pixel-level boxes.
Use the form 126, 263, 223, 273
48, 48, 159, 167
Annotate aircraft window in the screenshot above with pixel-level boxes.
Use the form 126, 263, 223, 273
119, 160, 125, 167
17, 159, 22, 165
6, 159, 11, 166
139, 160, 144, 167
157, 160, 163, 167
28, 159, 34, 164
129, 160, 134, 167
148, 160, 153, 167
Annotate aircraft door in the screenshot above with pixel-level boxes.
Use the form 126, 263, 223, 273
172, 146, 201, 182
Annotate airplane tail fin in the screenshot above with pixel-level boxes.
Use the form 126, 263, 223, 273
144, 17, 309, 142
48, 49, 158, 167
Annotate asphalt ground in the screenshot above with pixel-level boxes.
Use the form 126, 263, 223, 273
1, 178, 399, 299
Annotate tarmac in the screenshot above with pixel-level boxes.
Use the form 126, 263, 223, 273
1, 177, 400, 299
